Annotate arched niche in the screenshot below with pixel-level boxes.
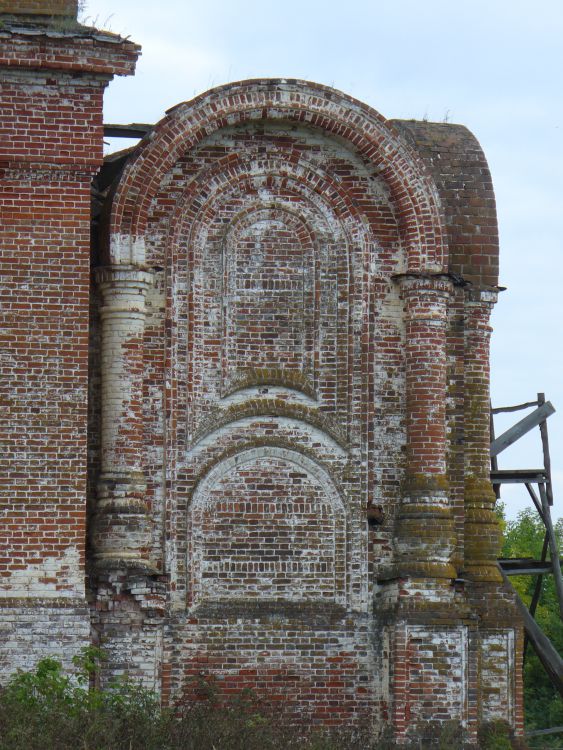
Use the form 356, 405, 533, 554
188, 446, 347, 608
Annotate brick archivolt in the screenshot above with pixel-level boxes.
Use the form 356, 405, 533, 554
168, 152, 376, 248
99, 82, 453, 590
107, 79, 447, 272
162, 149, 367, 451
190, 402, 349, 451
98, 91, 428, 594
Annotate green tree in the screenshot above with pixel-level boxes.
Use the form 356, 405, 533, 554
501, 508, 563, 748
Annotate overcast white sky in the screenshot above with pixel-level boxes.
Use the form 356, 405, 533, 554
83, 0, 563, 522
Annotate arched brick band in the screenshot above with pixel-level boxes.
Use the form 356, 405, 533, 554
108, 79, 446, 272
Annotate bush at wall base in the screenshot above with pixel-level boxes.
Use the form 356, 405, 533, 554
0, 651, 527, 750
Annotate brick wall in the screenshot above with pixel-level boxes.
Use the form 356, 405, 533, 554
0, 1, 77, 16
392, 120, 499, 288
0, 22, 138, 676
89, 80, 522, 743
0, 33, 522, 740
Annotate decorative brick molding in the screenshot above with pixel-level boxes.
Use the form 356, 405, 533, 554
188, 446, 347, 607
107, 79, 447, 273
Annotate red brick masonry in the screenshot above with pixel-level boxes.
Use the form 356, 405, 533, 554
0, 11, 522, 746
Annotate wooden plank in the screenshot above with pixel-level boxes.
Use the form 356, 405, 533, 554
499, 559, 557, 576
491, 399, 539, 414
103, 123, 154, 138
501, 570, 563, 698
538, 393, 555, 506
490, 401, 555, 457
525, 726, 563, 738
539, 483, 563, 619
491, 469, 547, 484
490, 406, 501, 499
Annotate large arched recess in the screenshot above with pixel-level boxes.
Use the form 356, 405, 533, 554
106, 79, 447, 272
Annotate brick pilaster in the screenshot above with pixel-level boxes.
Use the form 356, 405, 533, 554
91, 266, 155, 572
394, 274, 456, 580
463, 290, 502, 582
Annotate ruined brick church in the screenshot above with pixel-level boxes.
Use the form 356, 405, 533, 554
0, 1, 524, 744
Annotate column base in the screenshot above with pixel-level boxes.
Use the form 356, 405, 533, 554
464, 477, 503, 583
394, 476, 457, 581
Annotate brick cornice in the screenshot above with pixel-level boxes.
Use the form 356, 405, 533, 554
0, 26, 139, 78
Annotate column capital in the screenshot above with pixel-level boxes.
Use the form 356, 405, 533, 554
392, 271, 454, 295
94, 264, 153, 291
465, 285, 499, 306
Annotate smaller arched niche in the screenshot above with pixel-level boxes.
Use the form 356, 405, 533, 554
188, 446, 347, 607
221, 205, 318, 385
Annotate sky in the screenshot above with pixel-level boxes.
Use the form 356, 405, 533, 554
82, 0, 563, 522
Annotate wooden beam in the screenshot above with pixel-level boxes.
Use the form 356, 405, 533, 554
103, 123, 154, 138
490, 406, 501, 499
491, 469, 547, 484
524, 532, 550, 658
538, 393, 555, 506
525, 483, 545, 522
501, 570, 563, 699
490, 401, 555, 457
525, 726, 563, 738
539, 483, 563, 619
499, 558, 560, 576
492, 399, 539, 414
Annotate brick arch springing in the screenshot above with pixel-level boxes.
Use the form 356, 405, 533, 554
108, 79, 446, 271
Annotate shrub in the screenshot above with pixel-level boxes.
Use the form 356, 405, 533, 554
478, 720, 527, 750
0, 650, 168, 750
0, 653, 526, 749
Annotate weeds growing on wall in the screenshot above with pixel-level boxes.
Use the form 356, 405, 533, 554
0, 650, 527, 750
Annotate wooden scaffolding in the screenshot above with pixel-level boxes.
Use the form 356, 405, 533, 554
491, 394, 563, 697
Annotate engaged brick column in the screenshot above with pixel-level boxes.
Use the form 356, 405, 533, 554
394, 274, 456, 580
463, 290, 502, 582
92, 266, 154, 572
